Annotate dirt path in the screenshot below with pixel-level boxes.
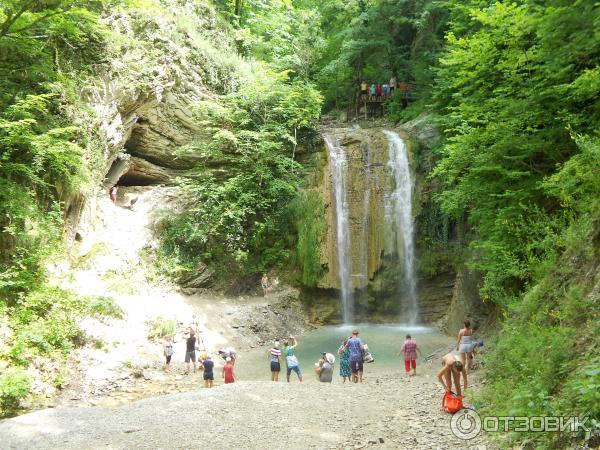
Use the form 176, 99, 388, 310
0, 360, 493, 449
50, 186, 309, 407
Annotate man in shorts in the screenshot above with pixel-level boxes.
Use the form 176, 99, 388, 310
360, 80, 368, 100
283, 337, 302, 382
201, 354, 214, 388
346, 330, 363, 383
261, 274, 269, 297
184, 329, 197, 373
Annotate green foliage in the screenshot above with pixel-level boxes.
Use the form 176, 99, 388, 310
100, 269, 138, 295
433, 0, 600, 306
147, 316, 176, 339
0, 368, 31, 416
422, 3, 600, 447
304, 0, 448, 111
159, 70, 322, 279
0, 94, 91, 300
84, 296, 125, 320
287, 190, 327, 287
240, 0, 326, 79
8, 287, 85, 365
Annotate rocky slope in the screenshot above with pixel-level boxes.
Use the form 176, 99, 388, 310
45, 185, 310, 408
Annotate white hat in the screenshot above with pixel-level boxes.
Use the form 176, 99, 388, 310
225, 357, 232, 362
325, 353, 335, 364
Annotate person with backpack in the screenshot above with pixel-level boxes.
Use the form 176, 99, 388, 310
399, 334, 421, 379
283, 337, 302, 382
162, 335, 174, 372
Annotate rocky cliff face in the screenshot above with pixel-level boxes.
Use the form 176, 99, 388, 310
311, 126, 439, 322
318, 128, 391, 291
64, 3, 239, 246
307, 121, 477, 326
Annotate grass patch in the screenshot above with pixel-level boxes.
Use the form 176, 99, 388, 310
101, 269, 138, 295
84, 296, 125, 320
147, 316, 176, 340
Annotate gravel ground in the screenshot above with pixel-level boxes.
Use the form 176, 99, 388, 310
0, 362, 493, 450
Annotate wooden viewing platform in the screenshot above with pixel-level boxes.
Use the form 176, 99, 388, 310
351, 85, 417, 120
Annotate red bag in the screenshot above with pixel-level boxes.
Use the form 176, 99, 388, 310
442, 391, 463, 414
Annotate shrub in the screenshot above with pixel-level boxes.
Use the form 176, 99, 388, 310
0, 368, 31, 416
147, 316, 176, 340
287, 190, 327, 286
85, 296, 125, 320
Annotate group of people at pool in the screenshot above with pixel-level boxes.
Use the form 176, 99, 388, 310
162, 319, 482, 397
268, 330, 374, 384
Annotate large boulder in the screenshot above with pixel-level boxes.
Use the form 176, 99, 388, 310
179, 263, 215, 289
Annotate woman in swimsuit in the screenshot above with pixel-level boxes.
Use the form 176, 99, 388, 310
456, 319, 474, 372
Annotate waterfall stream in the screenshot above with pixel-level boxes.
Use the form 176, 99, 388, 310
324, 135, 354, 323
384, 130, 418, 323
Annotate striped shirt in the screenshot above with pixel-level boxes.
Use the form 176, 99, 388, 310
401, 339, 418, 361
270, 347, 281, 362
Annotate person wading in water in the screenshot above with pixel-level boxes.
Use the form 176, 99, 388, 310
399, 334, 421, 379
346, 330, 364, 383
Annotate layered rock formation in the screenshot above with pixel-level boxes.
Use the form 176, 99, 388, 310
311, 127, 432, 321
64, 4, 238, 245
309, 123, 477, 326
318, 129, 390, 291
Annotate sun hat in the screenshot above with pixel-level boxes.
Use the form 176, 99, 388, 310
325, 353, 335, 364
225, 357, 232, 362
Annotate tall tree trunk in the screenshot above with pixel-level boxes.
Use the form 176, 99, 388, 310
234, 0, 243, 21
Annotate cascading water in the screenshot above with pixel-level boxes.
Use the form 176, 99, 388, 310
383, 130, 418, 323
324, 135, 354, 323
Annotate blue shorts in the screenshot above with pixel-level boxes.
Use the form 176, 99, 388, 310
271, 361, 281, 372
287, 365, 301, 377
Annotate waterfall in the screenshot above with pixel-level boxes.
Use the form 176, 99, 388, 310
383, 130, 418, 323
324, 135, 354, 323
